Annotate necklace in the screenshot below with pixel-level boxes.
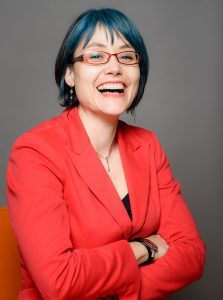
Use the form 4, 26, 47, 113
96, 140, 115, 172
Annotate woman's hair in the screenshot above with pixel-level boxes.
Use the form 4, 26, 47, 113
55, 8, 149, 113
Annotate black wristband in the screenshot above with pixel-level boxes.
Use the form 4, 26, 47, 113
135, 238, 158, 265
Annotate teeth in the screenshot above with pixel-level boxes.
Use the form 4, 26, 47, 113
97, 83, 124, 91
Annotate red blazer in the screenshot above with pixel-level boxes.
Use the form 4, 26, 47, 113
7, 107, 205, 300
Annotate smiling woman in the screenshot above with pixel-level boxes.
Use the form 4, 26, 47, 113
6, 8, 205, 300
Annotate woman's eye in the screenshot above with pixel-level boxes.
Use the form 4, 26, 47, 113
120, 54, 134, 61
89, 52, 103, 59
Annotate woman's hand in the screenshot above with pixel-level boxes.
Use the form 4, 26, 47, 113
129, 234, 168, 265
129, 241, 148, 265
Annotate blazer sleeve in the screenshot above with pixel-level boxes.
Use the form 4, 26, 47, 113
139, 132, 205, 300
6, 133, 140, 300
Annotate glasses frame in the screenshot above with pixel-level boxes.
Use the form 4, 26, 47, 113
71, 50, 141, 65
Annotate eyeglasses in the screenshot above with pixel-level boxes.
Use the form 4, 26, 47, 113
71, 50, 141, 65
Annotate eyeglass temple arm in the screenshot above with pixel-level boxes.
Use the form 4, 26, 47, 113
71, 55, 84, 63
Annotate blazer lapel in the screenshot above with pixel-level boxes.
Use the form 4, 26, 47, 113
117, 121, 150, 236
63, 108, 133, 239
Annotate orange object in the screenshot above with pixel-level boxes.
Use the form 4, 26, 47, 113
0, 207, 21, 300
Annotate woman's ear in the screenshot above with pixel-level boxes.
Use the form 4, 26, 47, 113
64, 66, 75, 87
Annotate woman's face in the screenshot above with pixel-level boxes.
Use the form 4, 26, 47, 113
65, 25, 140, 118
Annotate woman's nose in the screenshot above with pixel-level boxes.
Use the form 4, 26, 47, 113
104, 55, 122, 75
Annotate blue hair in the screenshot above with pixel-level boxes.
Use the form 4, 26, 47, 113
55, 8, 149, 113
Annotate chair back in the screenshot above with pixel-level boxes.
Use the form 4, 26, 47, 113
0, 207, 21, 300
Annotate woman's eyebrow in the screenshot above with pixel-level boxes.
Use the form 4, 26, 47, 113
84, 42, 132, 50
119, 43, 132, 49
84, 42, 106, 49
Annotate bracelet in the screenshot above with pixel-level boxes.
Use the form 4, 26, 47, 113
135, 238, 158, 265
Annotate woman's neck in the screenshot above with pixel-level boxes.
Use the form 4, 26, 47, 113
77, 106, 119, 156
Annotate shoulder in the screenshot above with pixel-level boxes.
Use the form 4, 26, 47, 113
9, 113, 68, 166
12, 113, 66, 150
118, 120, 162, 150
8, 113, 68, 183
7, 114, 67, 193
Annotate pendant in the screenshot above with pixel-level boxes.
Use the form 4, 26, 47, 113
105, 156, 110, 172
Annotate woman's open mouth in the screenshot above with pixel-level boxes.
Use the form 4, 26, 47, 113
97, 82, 125, 94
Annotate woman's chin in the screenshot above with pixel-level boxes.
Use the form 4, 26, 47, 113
96, 101, 131, 117
98, 107, 126, 118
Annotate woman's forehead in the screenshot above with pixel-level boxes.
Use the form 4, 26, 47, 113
81, 25, 131, 50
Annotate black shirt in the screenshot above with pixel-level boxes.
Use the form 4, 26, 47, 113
122, 194, 132, 220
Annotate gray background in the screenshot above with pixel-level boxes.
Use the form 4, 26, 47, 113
1, 0, 222, 299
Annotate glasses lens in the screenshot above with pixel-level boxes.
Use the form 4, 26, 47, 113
86, 51, 107, 64
118, 52, 139, 64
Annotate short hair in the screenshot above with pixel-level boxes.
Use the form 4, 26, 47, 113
55, 8, 149, 113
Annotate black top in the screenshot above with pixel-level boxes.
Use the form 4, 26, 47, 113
122, 194, 132, 220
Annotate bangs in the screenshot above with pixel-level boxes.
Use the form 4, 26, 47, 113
82, 15, 127, 49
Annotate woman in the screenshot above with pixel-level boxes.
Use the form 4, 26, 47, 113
7, 8, 205, 300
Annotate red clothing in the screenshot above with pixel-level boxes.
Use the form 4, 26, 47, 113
7, 108, 205, 299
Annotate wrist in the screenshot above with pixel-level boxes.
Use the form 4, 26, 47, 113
134, 238, 158, 265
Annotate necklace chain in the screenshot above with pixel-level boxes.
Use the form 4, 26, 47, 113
96, 140, 115, 172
